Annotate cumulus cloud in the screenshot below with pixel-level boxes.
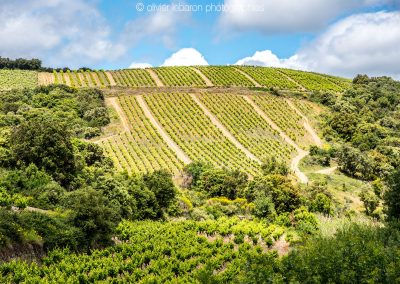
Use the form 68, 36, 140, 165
0, 0, 126, 68
219, 0, 390, 34
129, 62, 153, 69
292, 11, 400, 78
162, 48, 208, 66
235, 50, 287, 67
235, 11, 400, 79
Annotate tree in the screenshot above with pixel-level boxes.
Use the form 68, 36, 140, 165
143, 170, 176, 209
63, 188, 120, 248
384, 169, 400, 220
10, 114, 76, 185
261, 156, 289, 176
196, 168, 248, 199
245, 175, 301, 214
359, 190, 380, 216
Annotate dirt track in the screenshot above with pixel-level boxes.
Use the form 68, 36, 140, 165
191, 93, 260, 163
136, 95, 192, 164
243, 95, 309, 183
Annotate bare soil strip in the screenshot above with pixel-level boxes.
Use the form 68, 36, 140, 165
106, 97, 131, 132
105, 71, 117, 86
243, 95, 309, 183
315, 166, 337, 175
136, 95, 192, 164
63, 73, 71, 87
285, 99, 322, 147
91, 72, 102, 87
77, 73, 88, 87
276, 69, 307, 91
146, 69, 164, 87
191, 67, 213, 87
38, 72, 54, 85
190, 93, 260, 163
234, 68, 261, 87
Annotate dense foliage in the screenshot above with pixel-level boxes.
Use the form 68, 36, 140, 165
321, 76, 400, 181
0, 57, 42, 70
236, 224, 400, 283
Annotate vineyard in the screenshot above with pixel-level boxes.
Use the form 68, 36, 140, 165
144, 93, 260, 175
197, 93, 295, 161
52, 70, 111, 88
237, 66, 300, 90
99, 96, 183, 174
0, 70, 37, 90
0, 66, 354, 92
110, 69, 156, 87
0, 218, 286, 283
249, 94, 311, 148
152, 67, 207, 87
277, 68, 345, 92
195, 66, 256, 87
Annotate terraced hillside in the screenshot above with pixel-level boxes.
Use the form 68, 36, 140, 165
236, 66, 300, 90
1, 66, 350, 92
195, 66, 256, 87
277, 68, 350, 91
92, 90, 324, 182
98, 96, 184, 174
144, 93, 261, 176
109, 69, 156, 87
152, 66, 207, 87
196, 93, 295, 161
50, 70, 111, 88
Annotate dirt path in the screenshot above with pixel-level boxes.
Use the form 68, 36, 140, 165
290, 150, 309, 183
286, 99, 322, 147
315, 166, 337, 175
106, 97, 131, 132
146, 69, 164, 87
276, 69, 306, 91
234, 68, 261, 87
191, 67, 213, 87
190, 93, 260, 163
105, 71, 117, 86
243, 95, 309, 183
136, 95, 192, 164
38, 72, 54, 85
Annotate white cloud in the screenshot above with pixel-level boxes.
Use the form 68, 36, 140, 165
235, 11, 400, 79
219, 0, 390, 34
235, 50, 286, 67
0, 0, 126, 68
129, 62, 153, 69
162, 48, 208, 66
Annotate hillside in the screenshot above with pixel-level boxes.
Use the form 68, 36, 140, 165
0, 66, 351, 91
0, 65, 399, 283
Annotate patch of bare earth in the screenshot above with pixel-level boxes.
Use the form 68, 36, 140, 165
38, 72, 54, 85
105, 71, 117, 86
271, 235, 290, 256
91, 72, 102, 87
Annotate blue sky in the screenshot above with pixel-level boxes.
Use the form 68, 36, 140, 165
0, 0, 399, 78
